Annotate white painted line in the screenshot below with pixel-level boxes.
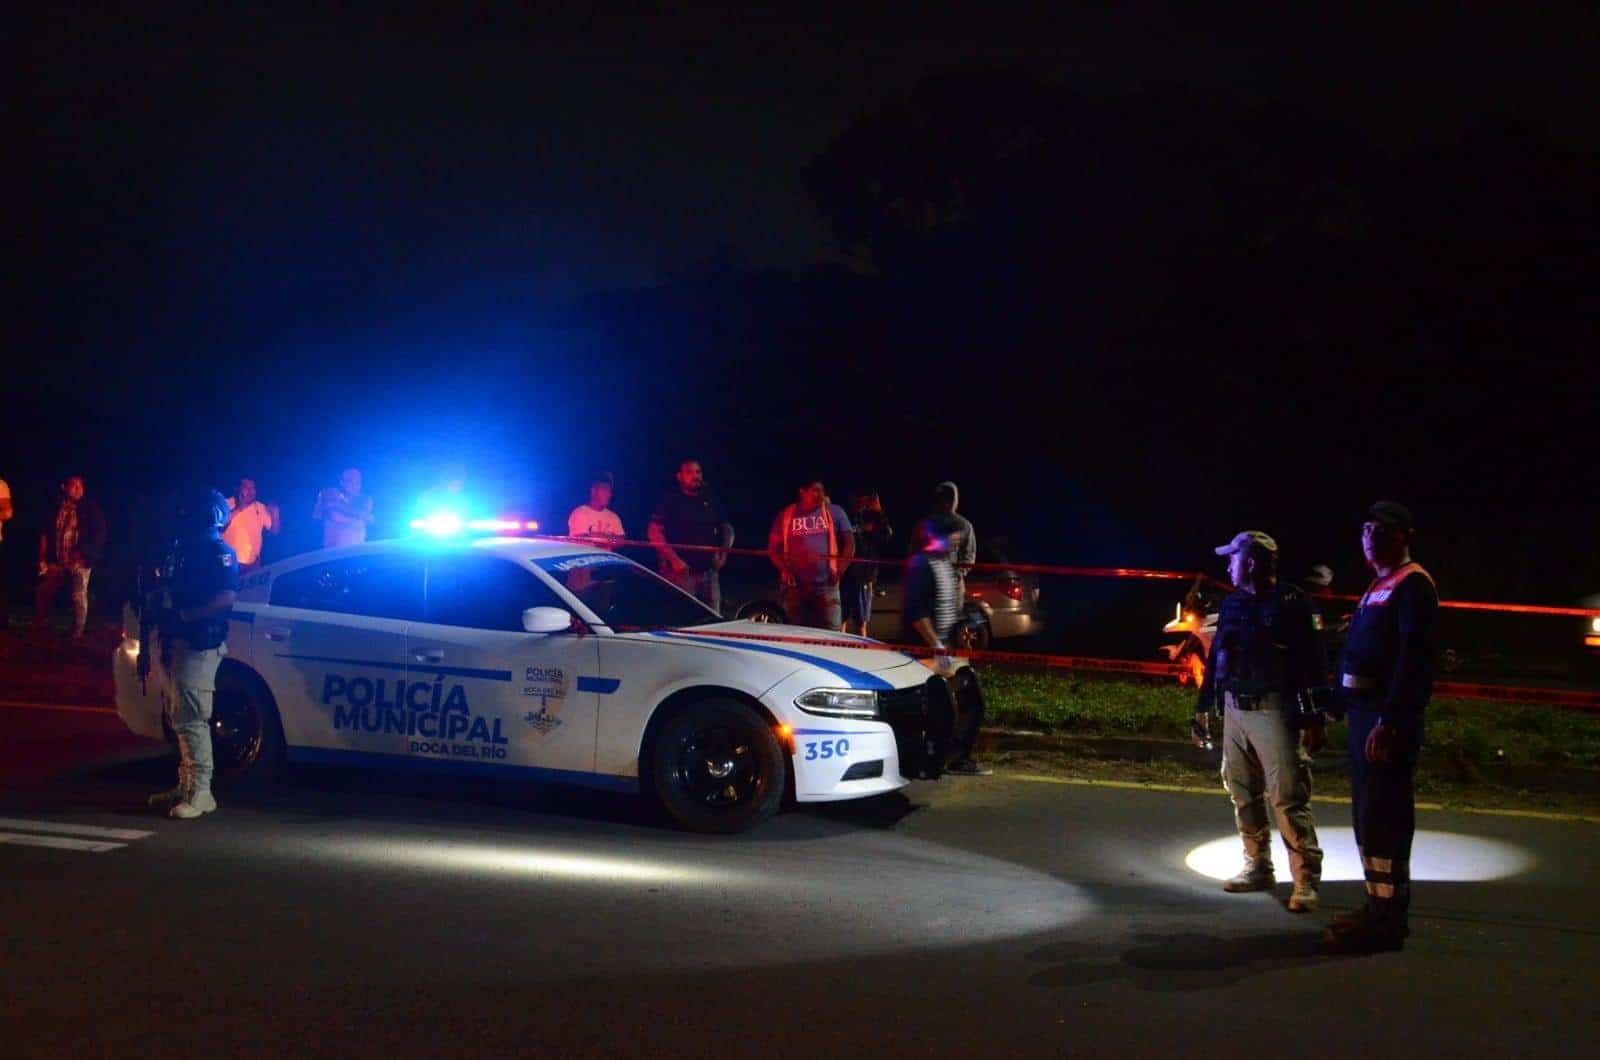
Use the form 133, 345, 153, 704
0, 699, 117, 715
0, 832, 124, 853
0, 817, 154, 841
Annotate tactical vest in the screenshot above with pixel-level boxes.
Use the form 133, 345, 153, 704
1212, 586, 1300, 696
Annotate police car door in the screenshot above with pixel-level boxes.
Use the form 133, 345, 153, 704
252, 553, 425, 758
409, 553, 601, 776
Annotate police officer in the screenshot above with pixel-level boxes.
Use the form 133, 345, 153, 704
1326, 501, 1437, 951
1195, 531, 1329, 913
144, 489, 239, 819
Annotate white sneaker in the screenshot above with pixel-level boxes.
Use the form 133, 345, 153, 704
1222, 866, 1276, 893
147, 785, 187, 809
1288, 883, 1320, 912
170, 790, 218, 819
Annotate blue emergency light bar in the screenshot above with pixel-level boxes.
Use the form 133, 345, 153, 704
408, 514, 540, 537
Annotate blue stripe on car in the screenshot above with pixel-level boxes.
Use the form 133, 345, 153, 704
577, 676, 621, 694
643, 630, 896, 691
272, 653, 513, 682
287, 747, 635, 791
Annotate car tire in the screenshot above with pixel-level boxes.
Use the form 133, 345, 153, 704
956, 608, 992, 652
738, 601, 787, 624
650, 698, 786, 834
211, 664, 284, 786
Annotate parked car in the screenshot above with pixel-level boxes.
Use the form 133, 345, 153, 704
729, 540, 1043, 651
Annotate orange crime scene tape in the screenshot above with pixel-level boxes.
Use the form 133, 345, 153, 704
535, 534, 1600, 710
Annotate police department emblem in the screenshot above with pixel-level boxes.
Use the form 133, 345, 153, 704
521, 665, 568, 734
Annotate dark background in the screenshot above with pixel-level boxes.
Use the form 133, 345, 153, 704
11, 3, 1599, 635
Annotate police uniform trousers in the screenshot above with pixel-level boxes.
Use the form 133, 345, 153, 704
1346, 707, 1416, 920
162, 636, 225, 797
1220, 691, 1322, 885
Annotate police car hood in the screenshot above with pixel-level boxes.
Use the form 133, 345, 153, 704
644, 621, 923, 677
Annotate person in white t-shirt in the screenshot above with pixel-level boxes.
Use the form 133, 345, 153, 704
567, 471, 625, 549
222, 477, 280, 571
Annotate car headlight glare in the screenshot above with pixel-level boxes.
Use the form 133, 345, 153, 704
1592, 617, 1600, 633
794, 688, 879, 718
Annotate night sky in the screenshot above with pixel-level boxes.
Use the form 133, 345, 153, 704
13, 4, 1600, 616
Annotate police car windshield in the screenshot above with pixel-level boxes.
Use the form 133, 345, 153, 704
536, 554, 722, 630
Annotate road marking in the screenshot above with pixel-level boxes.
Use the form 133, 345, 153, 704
0, 817, 154, 841
0, 832, 124, 853
1004, 774, 1600, 824
0, 699, 117, 715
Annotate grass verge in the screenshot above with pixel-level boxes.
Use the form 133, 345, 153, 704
978, 667, 1600, 817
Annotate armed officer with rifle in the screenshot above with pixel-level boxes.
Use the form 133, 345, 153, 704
1196, 530, 1330, 913
139, 488, 239, 819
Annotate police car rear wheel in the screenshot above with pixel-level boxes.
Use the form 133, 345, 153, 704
211, 666, 283, 782
651, 699, 785, 833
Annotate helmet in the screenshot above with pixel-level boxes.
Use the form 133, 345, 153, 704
177, 487, 230, 531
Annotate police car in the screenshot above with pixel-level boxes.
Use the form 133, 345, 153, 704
113, 536, 961, 832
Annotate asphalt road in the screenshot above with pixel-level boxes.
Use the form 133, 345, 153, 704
2, 700, 1596, 1058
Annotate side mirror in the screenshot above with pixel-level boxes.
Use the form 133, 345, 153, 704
522, 606, 573, 635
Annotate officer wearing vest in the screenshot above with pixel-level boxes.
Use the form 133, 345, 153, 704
1326, 501, 1437, 951
144, 489, 239, 819
1196, 530, 1329, 913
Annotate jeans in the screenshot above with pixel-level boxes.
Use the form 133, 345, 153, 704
783, 583, 842, 630
1221, 691, 1323, 886
164, 638, 225, 797
35, 564, 92, 637
664, 566, 721, 615
840, 575, 875, 628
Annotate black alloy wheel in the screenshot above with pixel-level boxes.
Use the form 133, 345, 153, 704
210, 666, 283, 780
955, 608, 992, 652
651, 699, 786, 833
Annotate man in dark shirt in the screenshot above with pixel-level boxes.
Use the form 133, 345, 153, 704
647, 459, 735, 614
146, 489, 239, 820
901, 514, 988, 775
840, 489, 892, 635
1195, 531, 1329, 913
1326, 501, 1438, 952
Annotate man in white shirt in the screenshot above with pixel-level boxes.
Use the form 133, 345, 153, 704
312, 467, 374, 549
222, 477, 280, 571
567, 471, 625, 549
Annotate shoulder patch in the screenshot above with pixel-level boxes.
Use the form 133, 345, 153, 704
221, 552, 235, 567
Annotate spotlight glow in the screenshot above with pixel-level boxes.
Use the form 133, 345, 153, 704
313, 836, 734, 885
1185, 827, 1534, 883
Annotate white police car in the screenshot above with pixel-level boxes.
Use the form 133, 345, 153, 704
114, 536, 960, 832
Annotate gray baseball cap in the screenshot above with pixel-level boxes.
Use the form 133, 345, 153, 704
1215, 530, 1279, 556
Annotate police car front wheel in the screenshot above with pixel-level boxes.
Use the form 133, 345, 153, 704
650, 699, 786, 834
210, 665, 284, 784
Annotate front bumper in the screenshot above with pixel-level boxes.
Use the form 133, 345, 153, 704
111, 637, 167, 742
768, 673, 941, 801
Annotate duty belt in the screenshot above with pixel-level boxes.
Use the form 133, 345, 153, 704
1341, 674, 1376, 690
1224, 691, 1272, 711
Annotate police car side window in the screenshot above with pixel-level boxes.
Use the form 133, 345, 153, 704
269, 557, 425, 621
424, 555, 566, 632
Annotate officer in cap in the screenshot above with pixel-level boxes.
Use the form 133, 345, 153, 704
1195, 530, 1329, 913
1326, 501, 1437, 951
144, 488, 239, 819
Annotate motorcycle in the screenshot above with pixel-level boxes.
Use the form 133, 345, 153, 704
1160, 576, 1222, 687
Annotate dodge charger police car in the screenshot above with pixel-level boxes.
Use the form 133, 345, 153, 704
114, 537, 969, 832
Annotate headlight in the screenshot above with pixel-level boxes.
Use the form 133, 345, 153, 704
1592, 617, 1600, 633
794, 688, 879, 719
